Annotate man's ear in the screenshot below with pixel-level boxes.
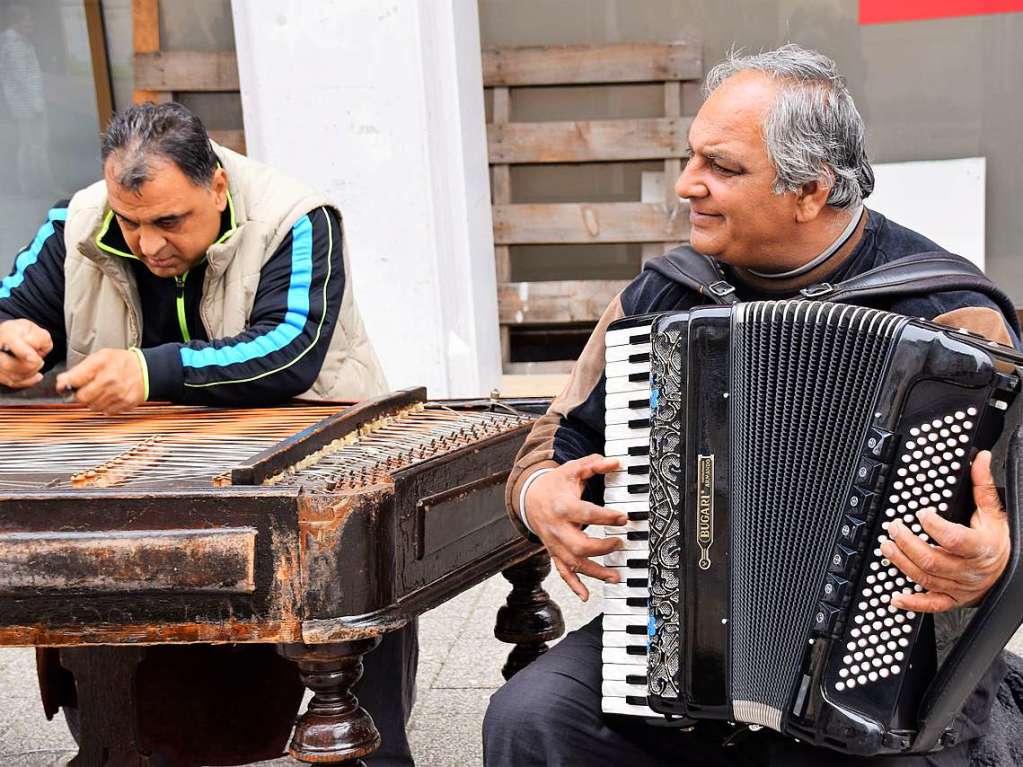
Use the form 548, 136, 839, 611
211, 167, 229, 213
794, 179, 831, 223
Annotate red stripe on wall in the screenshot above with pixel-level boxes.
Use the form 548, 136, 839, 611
860, 0, 1023, 24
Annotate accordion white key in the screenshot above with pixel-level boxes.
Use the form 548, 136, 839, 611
601, 315, 658, 718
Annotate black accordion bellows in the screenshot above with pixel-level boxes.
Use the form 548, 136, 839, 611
603, 298, 1023, 756
730, 303, 904, 727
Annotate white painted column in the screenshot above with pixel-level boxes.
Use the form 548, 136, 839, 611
231, 0, 500, 398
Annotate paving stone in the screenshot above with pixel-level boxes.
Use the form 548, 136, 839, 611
427, 585, 485, 626
0, 648, 50, 700
420, 605, 472, 642
432, 632, 508, 690
417, 593, 478, 691
0, 753, 79, 767
0, 649, 77, 762
415, 652, 444, 692
407, 687, 496, 767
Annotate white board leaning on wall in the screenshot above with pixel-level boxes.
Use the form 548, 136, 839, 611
868, 157, 985, 271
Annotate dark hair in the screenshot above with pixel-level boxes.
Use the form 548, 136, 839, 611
101, 102, 218, 192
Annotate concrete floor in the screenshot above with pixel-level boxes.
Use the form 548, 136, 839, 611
1, 572, 1020, 767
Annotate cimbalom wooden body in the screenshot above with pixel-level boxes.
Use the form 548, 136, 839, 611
0, 388, 564, 766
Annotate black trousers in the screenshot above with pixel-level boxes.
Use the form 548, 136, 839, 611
359, 619, 419, 767
483, 616, 974, 767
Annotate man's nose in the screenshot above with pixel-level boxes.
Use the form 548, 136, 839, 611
675, 159, 707, 201
138, 228, 166, 257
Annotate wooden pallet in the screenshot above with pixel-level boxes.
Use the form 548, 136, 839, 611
131, 0, 245, 154
483, 41, 703, 369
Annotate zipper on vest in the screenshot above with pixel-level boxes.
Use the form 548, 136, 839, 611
175, 272, 191, 342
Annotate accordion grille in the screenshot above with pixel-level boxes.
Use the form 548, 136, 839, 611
730, 301, 904, 717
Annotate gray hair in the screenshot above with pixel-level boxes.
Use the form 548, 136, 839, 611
704, 44, 873, 209
101, 102, 218, 193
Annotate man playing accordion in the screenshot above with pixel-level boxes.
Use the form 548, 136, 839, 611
484, 45, 1019, 767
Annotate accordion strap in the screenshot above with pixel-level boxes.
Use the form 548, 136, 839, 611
644, 245, 739, 305
645, 247, 1022, 338
801, 252, 1022, 338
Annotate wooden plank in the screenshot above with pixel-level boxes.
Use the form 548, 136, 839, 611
0, 528, 256, 595
659, 82, 685, 257
492, 167, 512, 207
488, 117, 690, 164
483, 42, 701, 86
493, 202, 689, 245
662, 82, 684, 220
131, 0, 160, 104
132, 0, 159, 51
682, 80, 704, 114
492, 85, 513, 366
504, 362, 576, 376
499, 279, 628, 324
497, 246, 512, 364
663, 158, 682, 201
491, 85, 512, 279
664, 80, 682, 119
84, 0, 114, 128
135, 51, 240, 92
492, 86, 512, 125
209, 129, 246, 155
637, 155, 684, 265
499, 373, 569, 397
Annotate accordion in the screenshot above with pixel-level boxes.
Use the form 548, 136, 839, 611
600, 300, 1023, 755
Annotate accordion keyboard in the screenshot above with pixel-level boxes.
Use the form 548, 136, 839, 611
601, 318, 658, 717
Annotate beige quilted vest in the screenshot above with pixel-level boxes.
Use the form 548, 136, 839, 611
60, 142, 388, 401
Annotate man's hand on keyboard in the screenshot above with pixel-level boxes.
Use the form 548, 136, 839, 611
524, 454, 627, 601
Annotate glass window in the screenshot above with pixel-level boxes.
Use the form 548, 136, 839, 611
0, 1, 106, 274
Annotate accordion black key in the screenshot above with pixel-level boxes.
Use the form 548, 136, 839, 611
601, 300, 1023, 755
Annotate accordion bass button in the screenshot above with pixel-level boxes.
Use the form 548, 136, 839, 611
853, 457, 884, 491
845, 488, 875, 516
865, 428, 896, 460
838, 514, 868, 546
828, 544, 860, 577
820, 573, 850, 605
812, 602, 843, 635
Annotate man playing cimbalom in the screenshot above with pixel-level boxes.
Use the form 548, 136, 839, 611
0, 103, 385, 410
484, 46, 1020, 766
0, 102, 415, 766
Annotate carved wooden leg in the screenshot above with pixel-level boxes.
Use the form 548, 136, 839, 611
278, 638, 382, 766
494, 550, 565, 679
59, 646, 160, 767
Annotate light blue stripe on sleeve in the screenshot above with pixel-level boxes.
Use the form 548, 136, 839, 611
0, 208, 68, 300
180, 214, 314, 369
